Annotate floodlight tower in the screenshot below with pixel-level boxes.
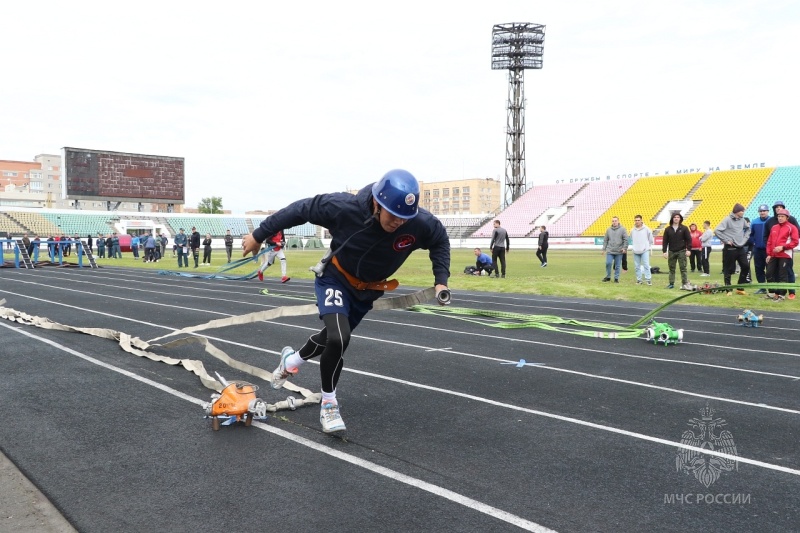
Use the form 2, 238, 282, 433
491, 23, 545, 208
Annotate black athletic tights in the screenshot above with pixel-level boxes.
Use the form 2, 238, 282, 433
297, 313, 351, 393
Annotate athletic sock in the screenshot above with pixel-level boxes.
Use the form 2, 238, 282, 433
321, 390, 337, 404
285, 351, 304, 369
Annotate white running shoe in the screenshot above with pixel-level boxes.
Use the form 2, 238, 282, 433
320, 402, 346, 433
271, 346, 298, 390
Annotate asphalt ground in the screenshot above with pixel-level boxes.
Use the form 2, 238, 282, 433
0, 265, 798, 533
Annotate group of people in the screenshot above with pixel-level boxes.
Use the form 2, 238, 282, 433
468, 220, 511, 277
6, 172, 797, 438
727, 200, 798, 300
93, 233, 122, 259
22, 234, 88, 262
599, 200, 798, 299
173, 227, 202, 267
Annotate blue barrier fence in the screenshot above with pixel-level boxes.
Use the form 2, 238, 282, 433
1, 239, 90, 267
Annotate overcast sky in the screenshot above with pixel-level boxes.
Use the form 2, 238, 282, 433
2, 0, 798, 213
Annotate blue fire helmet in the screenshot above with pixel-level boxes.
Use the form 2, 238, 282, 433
372, 169, 419, 219
773, 200, 785, 208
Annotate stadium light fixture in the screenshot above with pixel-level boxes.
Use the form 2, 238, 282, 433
491, 22, 545, 208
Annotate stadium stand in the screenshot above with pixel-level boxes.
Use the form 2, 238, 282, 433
5, 166, 800, 244
745, 166, 800, 220
166, 217, 229, 237
221, 217, 250, 236
687, 168, 773, 229
288, 222, 317, 237
471, 182, 584, 238
437, 216, 490, 239
40, 212, 115, 237
550, 179, 637, 237
0, 212, 29, 234
4, 211, 62, 237
581, 173, 703, 235
250, 218, 316, 237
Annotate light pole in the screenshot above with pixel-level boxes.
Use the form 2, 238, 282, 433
491, 22, 546, 208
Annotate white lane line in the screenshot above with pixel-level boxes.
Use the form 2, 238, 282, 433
371, 317, 800, 374
336, 326, 800, 415
344, 366, 800, 477
5, 277, 800, 374
2, 286, 798, 416
11, 269, 800, 340
453, 293, 800, 324
4, 320, 800, 479
0, 321, 556, 533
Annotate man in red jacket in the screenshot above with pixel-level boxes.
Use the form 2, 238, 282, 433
765, 208, 799, 301
257, 229, 290, 283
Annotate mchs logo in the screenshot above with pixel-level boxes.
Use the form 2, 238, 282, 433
676, 404, 738, 488
393, 234, 416, 251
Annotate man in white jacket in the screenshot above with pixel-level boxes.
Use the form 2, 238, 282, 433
630, 215, 654, 285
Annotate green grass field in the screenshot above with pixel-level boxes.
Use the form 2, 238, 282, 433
81, 248, 792, 310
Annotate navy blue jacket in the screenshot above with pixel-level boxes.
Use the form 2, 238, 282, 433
749, 215, 771, 249
253, 184, 450, 286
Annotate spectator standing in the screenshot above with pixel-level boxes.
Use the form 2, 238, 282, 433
87, 234, 93, 254
601, 216, 628, 283
152, 235, 162, 261
5, 232, 11, 250
111, 233, 121, 259
31, 236, 40, 262
765, 208, 799, 301
738, 218, 754, 282
131, 234, 140, 259
688, 223, 703, 273
630, 215, 654, 285
63, 235, 72, 257
47, 236, 56, 261
714, 203, 751, 293
536, 225, 549, 267
144, 233, 157, 262
160, 233, 168, 259
748, 206, 772, 289
489, 219, 509, 279
96, 234, 106, 258
224, 229, 234, 263
22, 233, 31, 256
472, 248, 494, 276
105, 235, 113, 258
202, 234, 213, 265
174, 228, 188, 268
241, 169, 449, 433
661, 212, 693, 290
190, 227, 201, 268
699, 221, 713, 276
764, 200, 799, 299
